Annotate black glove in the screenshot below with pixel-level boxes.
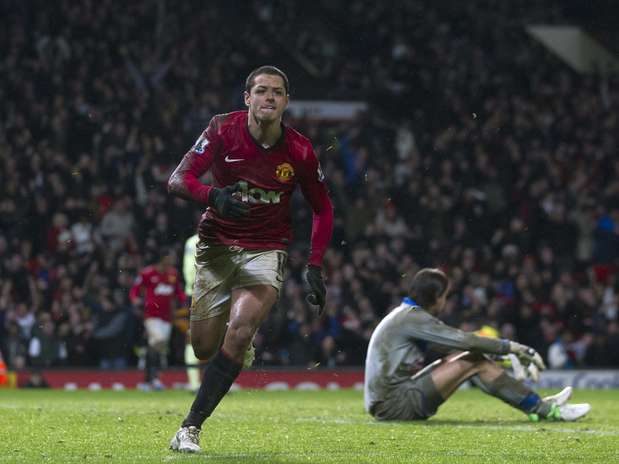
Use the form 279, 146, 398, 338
305, 265, 326, 314
209, 182, 250, 219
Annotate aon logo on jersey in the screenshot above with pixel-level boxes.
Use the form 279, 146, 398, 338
238, 180, 283, 204
154, 283, 174, 296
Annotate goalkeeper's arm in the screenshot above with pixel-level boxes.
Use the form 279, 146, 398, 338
403, 310, 546, 371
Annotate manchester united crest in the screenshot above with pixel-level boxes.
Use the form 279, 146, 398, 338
275, 163, 295, 182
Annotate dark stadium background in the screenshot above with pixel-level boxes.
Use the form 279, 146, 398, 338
1, 0, 619, 387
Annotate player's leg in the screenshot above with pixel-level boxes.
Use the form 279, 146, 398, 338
143, 318, 172, 389
143, 319, 155, 385
430, 352, 590, 420
180, 249, 283, 427
171, 248, 284, 453
429, 351, 500, 400
182, 286, 277, 419
177, 286, 276, 436
154, 319, 172, 389
171, 310, 229, 452
188, 313, 229, 361
171, 245, 236, 452
186, 243, 237, 362
430, 351, 550, 416
222, 285, 277, 363
233, 249, 286, 368
186, 308, 252, 371
143, 318, 162, 386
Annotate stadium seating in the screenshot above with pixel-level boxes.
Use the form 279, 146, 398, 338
1, 0, 618, 371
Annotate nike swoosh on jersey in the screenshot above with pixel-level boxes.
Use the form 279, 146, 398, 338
224, 155, 244, 163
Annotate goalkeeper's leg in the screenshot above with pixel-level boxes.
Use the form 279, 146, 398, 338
430, 351, 553, 417
469, 367, 590, 421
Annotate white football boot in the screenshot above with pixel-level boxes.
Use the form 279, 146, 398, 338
542, 386, 572, 406
529, 387, 590, 422
545, 387, 590, 421
550, 403, 591, 421
170, 426, 201, 453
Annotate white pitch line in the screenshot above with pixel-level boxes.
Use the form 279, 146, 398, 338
452, 424, 619, 437
293, 416, 619, 436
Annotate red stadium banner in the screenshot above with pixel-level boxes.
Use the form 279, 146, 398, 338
15, 369, 364, 391
13, 369, 619, 390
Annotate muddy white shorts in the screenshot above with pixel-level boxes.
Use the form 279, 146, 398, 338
190, 242, 287, 322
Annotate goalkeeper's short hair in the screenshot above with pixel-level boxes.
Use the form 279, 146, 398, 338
410, 268, 449, 308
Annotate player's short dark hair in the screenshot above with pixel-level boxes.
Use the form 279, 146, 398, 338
245, 65, 289, 95
410, 268, 449, 308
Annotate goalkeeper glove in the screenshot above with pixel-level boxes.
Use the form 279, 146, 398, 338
505, 353, 540, 383
209, 182, 250, 219
305, 265, 326, 315
527, 363, 540, 383
509, 341, 546, 371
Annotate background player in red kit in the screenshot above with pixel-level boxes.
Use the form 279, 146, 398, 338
167, 66, 334, 453
129, 250, 186, 390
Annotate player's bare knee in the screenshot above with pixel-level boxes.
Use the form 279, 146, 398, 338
475, 358, 500, 375
451, 353, 491, 377
226, 323, 255, 354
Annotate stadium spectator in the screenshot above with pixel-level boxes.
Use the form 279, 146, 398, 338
23, 370, 51, 389
91, 292, 129, 369
0, 0, 618, 381
99, 196, 137, 253
28, 313, 67, 367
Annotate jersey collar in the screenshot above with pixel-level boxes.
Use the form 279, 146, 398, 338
402, 297, 419, 307
245, 111, 287, 150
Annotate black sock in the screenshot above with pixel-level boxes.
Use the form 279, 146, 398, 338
145, 347, 159, 383
182, 349, 242, 429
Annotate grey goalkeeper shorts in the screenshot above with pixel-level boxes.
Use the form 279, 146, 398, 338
370, 372, 445, 421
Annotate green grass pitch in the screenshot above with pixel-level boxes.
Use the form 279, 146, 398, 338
1, 388, 618, 463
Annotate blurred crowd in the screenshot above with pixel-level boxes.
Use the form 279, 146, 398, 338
1, 0, 619, 372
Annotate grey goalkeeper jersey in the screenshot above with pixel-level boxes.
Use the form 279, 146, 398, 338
364, 298, 510, 412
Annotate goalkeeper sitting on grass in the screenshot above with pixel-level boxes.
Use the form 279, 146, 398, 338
364, 268, 591, 422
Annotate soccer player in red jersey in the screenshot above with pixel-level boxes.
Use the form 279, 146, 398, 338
129, 249, 187, 389
167, 66, 334, 453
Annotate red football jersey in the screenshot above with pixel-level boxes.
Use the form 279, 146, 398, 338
172, 110, 333, 266
129, 265, 186, 322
